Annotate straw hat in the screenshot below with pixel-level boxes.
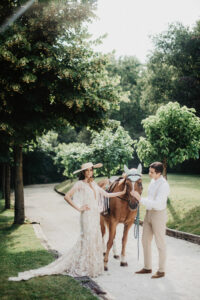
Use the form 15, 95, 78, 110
73, 162, 103, 174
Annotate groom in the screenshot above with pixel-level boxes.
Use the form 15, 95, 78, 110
133, 162, 170, 279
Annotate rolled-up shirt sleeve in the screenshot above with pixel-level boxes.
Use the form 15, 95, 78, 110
141, 182, 170, 210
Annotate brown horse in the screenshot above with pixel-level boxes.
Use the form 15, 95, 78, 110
98, 165, 143, 271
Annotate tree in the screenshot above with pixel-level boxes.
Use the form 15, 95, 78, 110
54, 142, 92, 180
134, 102, 200, 178
107, 55, 146, 139
0, 0, 28, 29
0, 131, 12, 209
90, 124, 134, 178
54, 123, 134, 179
23, 131, 63, 184
0, 0, 123, 223
141, 21, 200, 116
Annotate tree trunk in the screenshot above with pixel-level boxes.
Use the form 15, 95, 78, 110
5, 163, 11, 209
14, 145, 25, 224
163, 158, 167, 179
1, 164, 6, 199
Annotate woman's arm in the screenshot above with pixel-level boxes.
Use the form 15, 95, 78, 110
64, 184, 90, 212
98, 184, 126, 198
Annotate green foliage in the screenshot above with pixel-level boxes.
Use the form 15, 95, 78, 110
54, 124, 134, 178
57, 126, 78, 144
141, 21, 200, 116
23, 131, 63, 184
54, 142, 92, 179
36, 131, 59, 153
0, 0, 123, 147
91, 125, 134, 177
107, 55, 146, 139
0, 0, 28, 28
134, 102, 200, 173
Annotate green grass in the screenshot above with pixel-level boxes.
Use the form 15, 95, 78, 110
0, 199, 98, 300
56, 174, 200, 235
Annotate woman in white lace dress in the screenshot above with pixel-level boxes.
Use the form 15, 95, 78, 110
9, 162, 125, 281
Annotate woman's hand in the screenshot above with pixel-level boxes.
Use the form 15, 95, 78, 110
79, 204, 90, 212
132, 191, 141, 201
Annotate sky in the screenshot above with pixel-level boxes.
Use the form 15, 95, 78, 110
88, 0, 200, 63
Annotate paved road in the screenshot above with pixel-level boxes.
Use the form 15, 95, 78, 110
24, 184, 200, 300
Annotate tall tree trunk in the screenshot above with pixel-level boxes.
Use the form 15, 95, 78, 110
163, 158, 167, 179
14, 145, 24, 224
1, 164, 6, 199
5, 163, 11, 209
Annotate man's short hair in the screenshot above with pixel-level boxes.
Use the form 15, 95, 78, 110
150, 162, 163, 174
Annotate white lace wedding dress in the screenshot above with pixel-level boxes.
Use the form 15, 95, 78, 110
9, 180, 107, 281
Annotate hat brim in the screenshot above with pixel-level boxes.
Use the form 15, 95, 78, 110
73, 163, 103, 174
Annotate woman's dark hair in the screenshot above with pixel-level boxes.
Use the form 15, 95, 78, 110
78, 170, 86, 180
78, 168, 94, 180
150, 162, 163, 174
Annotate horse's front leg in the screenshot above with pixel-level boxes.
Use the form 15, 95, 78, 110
120, 223, 132, 266
104, 220, 117, 271
113, 238, 120, 259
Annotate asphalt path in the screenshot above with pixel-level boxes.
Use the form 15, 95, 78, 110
24, 184, 200, 300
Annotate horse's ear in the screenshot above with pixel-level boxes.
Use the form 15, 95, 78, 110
124, 165, 129, 175
137, 163, 142, 174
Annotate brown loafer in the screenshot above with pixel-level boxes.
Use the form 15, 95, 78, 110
135, 268, 152, 274
151, 271, 165, 279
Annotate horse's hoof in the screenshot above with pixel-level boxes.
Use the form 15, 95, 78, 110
104, 266, 108, 271
120, 262, 128, 267
113, 255, 120, 260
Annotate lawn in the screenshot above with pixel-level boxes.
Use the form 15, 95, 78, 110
55, 173, 200, 235
0, 199, 98, 300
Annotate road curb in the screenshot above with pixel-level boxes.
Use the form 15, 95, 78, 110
139, 221, 200, 245
54, 186, 65, 196
32, 223, 61, 258
166, 228, 200, 245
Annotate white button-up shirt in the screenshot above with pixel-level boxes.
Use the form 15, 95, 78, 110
141, 175, 170, 210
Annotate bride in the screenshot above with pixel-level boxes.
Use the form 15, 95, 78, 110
9, 162, 125, 281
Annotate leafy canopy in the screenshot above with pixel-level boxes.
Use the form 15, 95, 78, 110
91, 124, 134, 177
107, 55, 145, 139
54, 123, 134, 178
134, 102, 200, 171
0, 0, 123, 146
141, 21, 200, 116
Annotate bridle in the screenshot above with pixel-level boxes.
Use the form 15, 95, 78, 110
111, 174, 142, 209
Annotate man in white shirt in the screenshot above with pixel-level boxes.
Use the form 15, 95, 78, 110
133, 161, 170, 279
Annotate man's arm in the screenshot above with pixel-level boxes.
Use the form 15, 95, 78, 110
134, 182, 170, 210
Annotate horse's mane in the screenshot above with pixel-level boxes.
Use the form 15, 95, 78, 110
108, 176, 124, 193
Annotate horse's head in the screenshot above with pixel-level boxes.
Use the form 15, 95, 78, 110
123, 164, 143, 210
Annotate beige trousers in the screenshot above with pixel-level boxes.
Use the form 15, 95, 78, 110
142, 209, 167, 272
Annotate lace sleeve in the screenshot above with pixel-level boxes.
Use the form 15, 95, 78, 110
95, 183, 108, 197
94, 183, 109, 213
72, 181, 83, 208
